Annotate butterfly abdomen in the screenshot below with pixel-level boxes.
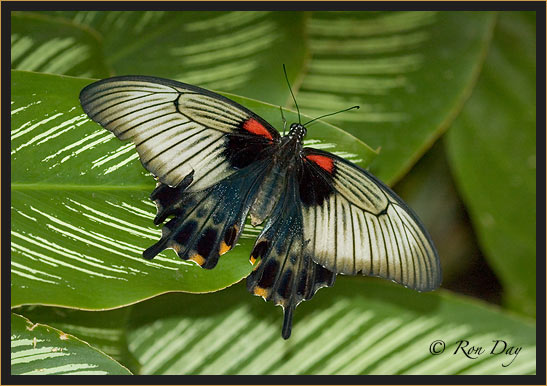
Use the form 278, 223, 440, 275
249, 163, 287, 226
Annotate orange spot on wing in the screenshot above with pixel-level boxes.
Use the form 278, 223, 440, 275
219, 241, 230, 255
190, 254, 206, 266
253, 286, 268, 298
252, 259, 261, 271
306, 154, 334, 173
242, 118, 273, 140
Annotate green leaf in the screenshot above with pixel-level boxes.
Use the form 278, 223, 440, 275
125, 278, 535, 375
295, 11, 497, 184
14, 306, 141, 374
10, 70, 376, 309
11, 313, 132, 375
12, 11, 308, 104
11, 12, 110, 78
445, 12, 536, 317
12, 11, 497, 186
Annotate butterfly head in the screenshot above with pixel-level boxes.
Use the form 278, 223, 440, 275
287, 123, 307, 142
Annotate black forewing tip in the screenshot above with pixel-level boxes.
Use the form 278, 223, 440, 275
282, 304, 294, 340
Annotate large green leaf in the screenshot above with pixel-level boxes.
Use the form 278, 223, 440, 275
12, 11, 497, 186
295, 11, 497, 184
13, 306, 141, 374
124, 278, 535, 375
11, 313, 132, 375
12, 279, 536, 375
445, 12, 536, 317
11, 12, 110, 78
10, 70, 376, 309
11, 11, 307, 104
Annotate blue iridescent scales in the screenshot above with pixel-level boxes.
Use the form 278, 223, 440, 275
80, 75, 441, 339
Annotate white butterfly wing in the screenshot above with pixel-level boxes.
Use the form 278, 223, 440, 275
80, 76, 280, 191
300, 149, 442, 292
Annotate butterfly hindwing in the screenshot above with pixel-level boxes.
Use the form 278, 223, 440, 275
79, 76, 280, 192
143, 160, 271, 265
247, 173, 335, 339
299, 148, 442, 292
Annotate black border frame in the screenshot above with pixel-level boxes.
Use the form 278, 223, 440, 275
3, 2, 545, 385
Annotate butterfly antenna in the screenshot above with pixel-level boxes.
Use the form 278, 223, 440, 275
279, 106, 287, 136
303, 105, 360, 126
283, 64, 301, 124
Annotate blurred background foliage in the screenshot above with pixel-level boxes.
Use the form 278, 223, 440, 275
10, 10, 536, 375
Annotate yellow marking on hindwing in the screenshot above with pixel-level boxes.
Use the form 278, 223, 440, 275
219, 241, 230, 255
252, 259, 262, 271
171, 243, 181, 253
253, 286, 268, 298
190, 254, 206, 266
250, 255, 256, 264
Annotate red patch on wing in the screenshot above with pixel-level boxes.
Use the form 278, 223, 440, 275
306, 154, 334, 173
242, 118, 273, 140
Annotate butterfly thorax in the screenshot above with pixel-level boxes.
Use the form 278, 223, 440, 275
275, 123, 307, 163
286, 123, 307, 142
248, 124, 307, 226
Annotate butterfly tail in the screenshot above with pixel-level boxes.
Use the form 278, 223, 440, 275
282, 303, 294, 340
247, 229, 336, 340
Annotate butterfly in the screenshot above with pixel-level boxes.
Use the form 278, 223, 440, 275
79, 75, 442, 339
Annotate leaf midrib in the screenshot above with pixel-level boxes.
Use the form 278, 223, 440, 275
11, 183, 151, 191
